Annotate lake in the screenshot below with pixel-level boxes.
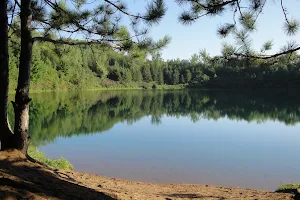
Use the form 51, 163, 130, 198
11, 89, 300, 191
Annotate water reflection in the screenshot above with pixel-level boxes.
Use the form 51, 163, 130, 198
9, 89, 300, 146
10, 89, 300, 190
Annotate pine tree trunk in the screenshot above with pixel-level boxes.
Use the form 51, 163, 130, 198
0, 0, 14, 150
13, 0, 33, 154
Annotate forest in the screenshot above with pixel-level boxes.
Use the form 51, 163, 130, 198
8, 33, 300, 91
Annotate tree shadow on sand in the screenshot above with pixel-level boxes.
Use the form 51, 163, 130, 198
163, 193, 225, 200
0, 156, 116, 200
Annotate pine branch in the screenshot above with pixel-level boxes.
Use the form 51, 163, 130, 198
43, 0, 97, 35
32, 37, 121, 49
14, 0, 20, 8
103, 0, 148, 20
43, 0, 154, 40
181, 0, 238, 10
234, 46, 300, 59
236, 0, 244, 20
179, 0, 238, 23
280, 0, 289, 25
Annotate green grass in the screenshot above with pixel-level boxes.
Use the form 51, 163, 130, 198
276, 183, 300, 193
28, 146, 73, 170
156, 84, 187, 90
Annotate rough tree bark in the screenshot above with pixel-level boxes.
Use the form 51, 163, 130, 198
0, 0, 14, 150
13, 0, 33, 154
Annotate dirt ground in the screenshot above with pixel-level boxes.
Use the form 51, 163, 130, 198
0, 150, 296, 200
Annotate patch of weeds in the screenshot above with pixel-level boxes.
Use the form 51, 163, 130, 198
28, 146, 73, 170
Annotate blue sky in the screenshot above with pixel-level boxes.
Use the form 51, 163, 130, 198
122, 0, 300, 60
79, 0, 300, 60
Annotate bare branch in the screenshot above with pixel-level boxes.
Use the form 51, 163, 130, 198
280, 0, 289, 24
236, 0, 244, 19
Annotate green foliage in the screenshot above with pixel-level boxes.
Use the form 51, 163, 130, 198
284, 19, 299, 36
165, 50, 300, 89
156, 84, 186, 89
261, 40, 273, 52
7, 31, 172, 91
276, 183, 300, 193
141, 65, 153, 83
240, 13, 256, 31
28, 146, 73, 170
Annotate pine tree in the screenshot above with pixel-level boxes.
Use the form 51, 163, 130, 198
0, 0, 14, 150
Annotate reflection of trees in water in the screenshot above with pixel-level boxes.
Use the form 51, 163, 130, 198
151, 115, 162, 125
9, 90, 300, 146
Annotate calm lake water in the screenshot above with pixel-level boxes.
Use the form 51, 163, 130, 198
12, 89, 300, 191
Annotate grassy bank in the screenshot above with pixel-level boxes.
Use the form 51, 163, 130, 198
27, 146, 73, 170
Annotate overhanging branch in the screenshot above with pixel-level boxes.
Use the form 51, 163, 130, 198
183, 0, 238, 9
32, 37, 121, 49
234, 46, 300, 59
103, 0, 148, 20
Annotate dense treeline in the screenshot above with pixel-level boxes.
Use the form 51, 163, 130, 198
171, 51, 300, 88
9, 33, 300, 91
9, 32, 174, 91
162, 49, 300, 88
9, 32, 159, 90
11, 90, 300, 146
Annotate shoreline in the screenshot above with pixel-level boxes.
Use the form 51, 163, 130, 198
7, 84, 187, 95
0, 150, 296, 200
8, 85, 300, 95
